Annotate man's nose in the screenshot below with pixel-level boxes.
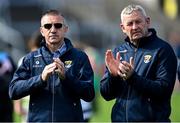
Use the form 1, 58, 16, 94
132, 23, 138, 29
50, 25, 57, 32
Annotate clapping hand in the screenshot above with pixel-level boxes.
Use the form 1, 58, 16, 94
105, 50, 121, 77
105, 50, 134, 80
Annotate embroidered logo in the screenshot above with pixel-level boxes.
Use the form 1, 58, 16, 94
144, 55, 152, 63
33, 60, 43, 68
35, 60, 40, 65
64, 60, 72, 68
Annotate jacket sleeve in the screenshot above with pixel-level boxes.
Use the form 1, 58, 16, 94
9, 56, 46, 100
100, 47, 125, 101
61, 52, 95, 102
100, 69, 124, 101
128, 46, 177, 99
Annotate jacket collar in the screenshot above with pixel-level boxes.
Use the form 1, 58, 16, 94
41, 37, 74, 57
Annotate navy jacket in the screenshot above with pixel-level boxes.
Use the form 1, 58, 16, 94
9, 38, 95, 122
100, 29, 177, 122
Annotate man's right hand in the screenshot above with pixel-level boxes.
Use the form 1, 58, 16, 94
105, 50, 120, 77
41, 62, 57, 81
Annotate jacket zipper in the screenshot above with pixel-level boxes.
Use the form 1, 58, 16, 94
52, 72, 55, 122
126, 86, 131, 122
125, 41, 139, 122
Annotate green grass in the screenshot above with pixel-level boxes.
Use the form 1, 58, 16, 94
90, 93, 114, 122
171, 91, 180, 122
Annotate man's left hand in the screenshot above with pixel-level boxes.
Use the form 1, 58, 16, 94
53, 58, 65, 79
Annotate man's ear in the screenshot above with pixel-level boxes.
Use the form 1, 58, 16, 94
64, 25, 68, 33
40, 27, 44, 37
146, 17, 150, 25
120, 23, 126, 33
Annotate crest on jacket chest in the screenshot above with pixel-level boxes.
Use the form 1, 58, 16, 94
144, 55, 152, 63
64, 60, 72, 68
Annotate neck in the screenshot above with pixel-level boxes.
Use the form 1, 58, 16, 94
130, 40, 139, 46
47, 41, 64, 52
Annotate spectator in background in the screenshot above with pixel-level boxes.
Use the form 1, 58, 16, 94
74, 42, 102, 122
83, 46, 103, 118
168, 31, 180, 89
100, 4, 177, 122
0, 51, 16, 122
168, 31, 180, 59
26, 31, 43, 52
17, 32, 43, 67
9, 9, 94, 122
14, 31, 42, 122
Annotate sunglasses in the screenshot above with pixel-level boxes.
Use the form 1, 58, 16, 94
43, 23, 63, 30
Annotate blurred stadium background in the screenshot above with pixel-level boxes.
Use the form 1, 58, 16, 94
0, 0, 180, 122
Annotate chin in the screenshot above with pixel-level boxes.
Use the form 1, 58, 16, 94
50, 40, 59, 43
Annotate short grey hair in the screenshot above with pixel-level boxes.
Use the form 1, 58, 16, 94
41, 9, 68, 26
121, 5, 147, 22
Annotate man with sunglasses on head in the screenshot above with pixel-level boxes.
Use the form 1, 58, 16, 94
9, 10, 95, 122
100, 5, 177, 122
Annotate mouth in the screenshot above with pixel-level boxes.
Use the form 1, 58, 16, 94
132, 31, 141, 35
50, 34, 58, 37
49, 35, 58, 39
131, 31, 143, 40
132, 31, 143, 38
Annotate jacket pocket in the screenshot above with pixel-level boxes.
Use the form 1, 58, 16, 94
127, 97, 154, 121
111, 98, 125, 121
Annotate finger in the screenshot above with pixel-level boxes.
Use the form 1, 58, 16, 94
55, 58, 64, 69
105, 55, 108, 67
105, 49, 111, 56
118, 63, 128, 74
55, 69, 60, 73
53, 58, 64, 68
59, 60, 64, 66
117, 70, 125, 77
45, 63, 56, 70
106, 50, 114, 59
56, 63, 64, 72
50, 66, 57, 72
116, 52, 121, 61
47, 63, 57, 70
105, 50, 112, 66
130, 57, 134, 68
120, 61, 131, 72
49, 62, 58, 71
118, 69, 128, 80
42, 63, 57, 81
44, 66, 56, 75
54, 61, 64, 68
53, 58, 60, 64
122, 61, 131, 68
